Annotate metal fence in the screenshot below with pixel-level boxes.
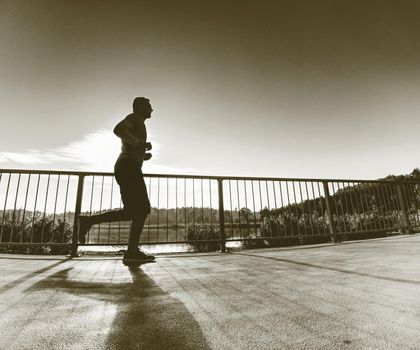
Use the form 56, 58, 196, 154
1, 168, 419, 255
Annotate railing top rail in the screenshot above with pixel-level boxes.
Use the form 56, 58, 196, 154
1, 168, 420, 184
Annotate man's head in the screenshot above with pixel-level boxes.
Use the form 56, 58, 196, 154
133, 97, 153, 119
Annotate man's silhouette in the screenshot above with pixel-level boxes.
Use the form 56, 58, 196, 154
78, 97, 155, 264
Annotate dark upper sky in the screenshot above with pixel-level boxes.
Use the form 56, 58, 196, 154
1, 0, 419, 178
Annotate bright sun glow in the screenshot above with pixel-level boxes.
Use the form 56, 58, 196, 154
0, 129, 192, 175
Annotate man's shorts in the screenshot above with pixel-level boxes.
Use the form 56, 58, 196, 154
114, 157, 151, 219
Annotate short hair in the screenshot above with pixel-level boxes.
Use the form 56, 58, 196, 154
133, 97, 150, 112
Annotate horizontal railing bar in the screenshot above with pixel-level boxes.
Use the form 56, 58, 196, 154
2, 231, 417, 247
66, 240, 223, 246
1, 168, 420, 184
225, 233, 409, 242
0, 242, 72, 246
4, 229, 415, 246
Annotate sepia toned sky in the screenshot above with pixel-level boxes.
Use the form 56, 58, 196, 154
1, 0, 420, 179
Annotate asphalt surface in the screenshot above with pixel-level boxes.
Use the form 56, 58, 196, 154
1, 234, 420, 349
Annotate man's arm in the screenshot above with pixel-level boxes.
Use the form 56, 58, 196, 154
113, 119, 145, 145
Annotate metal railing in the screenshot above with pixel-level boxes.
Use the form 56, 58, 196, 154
1, 168, 419, 255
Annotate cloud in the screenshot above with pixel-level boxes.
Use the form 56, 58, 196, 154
0, 151, 50, 165
57, 129, 121, 170
0, 130, 120, 170
0, 130, 124, 171
0, 129, 193, 175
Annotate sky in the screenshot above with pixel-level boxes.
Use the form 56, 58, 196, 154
1, 0, 420, 180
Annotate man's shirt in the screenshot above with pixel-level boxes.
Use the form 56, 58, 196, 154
118, 113, 147, 165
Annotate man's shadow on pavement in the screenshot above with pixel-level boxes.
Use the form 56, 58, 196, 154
27, 264, 210, 350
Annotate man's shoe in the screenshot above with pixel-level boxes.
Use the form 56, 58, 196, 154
78, 215, 91, 244
123, 249, 155, 266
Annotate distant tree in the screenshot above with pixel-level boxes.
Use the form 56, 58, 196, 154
260, 207, 271, 219
238, 207, 252, 234
239, 207, 251, 224
410, 168, 420, 180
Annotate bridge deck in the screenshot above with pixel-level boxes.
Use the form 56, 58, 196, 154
1, 235, 420, 350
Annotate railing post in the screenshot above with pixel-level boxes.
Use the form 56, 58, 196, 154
218, 179, 226, 253
70, 174, 85, 257
322, 181, 338, 243
396, 182, 412, 234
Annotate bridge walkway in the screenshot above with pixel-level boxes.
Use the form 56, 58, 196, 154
1, 235, 420, 349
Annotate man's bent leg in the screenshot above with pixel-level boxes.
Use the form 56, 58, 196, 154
79, 209, 132, 244
86, 209, 131, 225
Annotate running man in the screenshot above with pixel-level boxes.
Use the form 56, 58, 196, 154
78, 97, 155, 264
